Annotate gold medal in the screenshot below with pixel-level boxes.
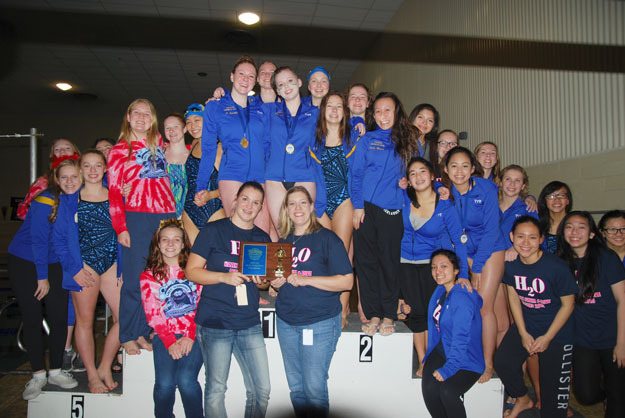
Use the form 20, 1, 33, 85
285, 143, 295, 154
240, 137, 249, 148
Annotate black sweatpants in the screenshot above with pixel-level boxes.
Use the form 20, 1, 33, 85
399, 263, 437, 332
573, 345, 625, 418
353, 202, 403, 320
421, 348, 480, 418
494, 325, 573, 418
8, 254, 68, 371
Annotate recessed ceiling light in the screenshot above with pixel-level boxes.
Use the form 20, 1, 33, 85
238, 12, 260, 25
248, 90, 255, 96
55, 82, 73, 91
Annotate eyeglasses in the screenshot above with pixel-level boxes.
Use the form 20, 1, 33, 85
603, 227, 625, 235
546, 193, 568, 200
437, 141, 457, 148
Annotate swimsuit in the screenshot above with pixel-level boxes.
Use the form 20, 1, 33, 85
167, 163, 187, 218
78, 199, 117, 275
184, 152, 222, 229
320, 145, 349, 219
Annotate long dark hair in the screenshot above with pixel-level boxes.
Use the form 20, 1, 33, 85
598, 210, 625, 231
557, 211, 604, 304
409, 103, 440, 162
146, 219, 191, 283
406, 157, 436, 209
315, 91, 350, 148
441, 146, 478, 196
368, 92, 417, 165
537, 181, 573, 235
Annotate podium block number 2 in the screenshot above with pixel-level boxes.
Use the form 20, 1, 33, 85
70, 395, 84, 418
359, 335, 373, 362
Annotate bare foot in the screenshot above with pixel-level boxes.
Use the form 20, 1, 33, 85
136, 336, 153, 352
416, 365, 424, 378
504, 395, 533, 417
88, 376, 110, 394
479, 366, 494, 383
361, 317, 380, 336
123, 340, 140, 355
98, 368, 118, 391
358, 302, 369, 323
341, 315, 348, 330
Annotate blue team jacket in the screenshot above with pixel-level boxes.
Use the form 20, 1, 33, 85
500, 197, 538, 245
400, 193, 470, 279
350, 128, 404, 210
264, 100, 319, 182
52, 191, 85, 291
196, 91, 268, 190
8, 190, 59, 279
424, 284, 485, 379
450, 177, 507, 273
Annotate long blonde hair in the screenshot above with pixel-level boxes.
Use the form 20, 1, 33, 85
278, 186, 322, 238
119, 98, 160, 158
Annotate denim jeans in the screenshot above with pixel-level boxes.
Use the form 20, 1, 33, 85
152, 335, 204, 418
196, 324, 270, 418
277, 313, 341, 418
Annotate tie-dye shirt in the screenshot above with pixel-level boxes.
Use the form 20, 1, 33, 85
107, 137, 176, 234
140, 264, 201, 349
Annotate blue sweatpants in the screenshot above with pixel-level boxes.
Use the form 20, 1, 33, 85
119, 211, 175, 343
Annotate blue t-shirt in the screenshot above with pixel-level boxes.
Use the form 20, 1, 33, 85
276, 228, 353, 326
572, 247, 625, 349
503, 252, 577, 344
191, 218, 270, 330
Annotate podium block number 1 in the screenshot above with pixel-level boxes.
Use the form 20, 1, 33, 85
261, 310, 276, 339
359, 335, 373, 362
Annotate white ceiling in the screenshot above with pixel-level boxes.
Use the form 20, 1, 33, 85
0, 0, 404, 116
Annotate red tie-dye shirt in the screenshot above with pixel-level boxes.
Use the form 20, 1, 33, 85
140, 265, 201, 349
107, 137, 175, 234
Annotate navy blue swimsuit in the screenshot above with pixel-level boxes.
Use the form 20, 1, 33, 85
321, 145, 349, 219
184, 151, 222, 229
77, 199, 117, 275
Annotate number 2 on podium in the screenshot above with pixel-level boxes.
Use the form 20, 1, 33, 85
359, 335, 373, 362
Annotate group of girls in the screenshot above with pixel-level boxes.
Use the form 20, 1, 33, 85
8, 52, 624, 418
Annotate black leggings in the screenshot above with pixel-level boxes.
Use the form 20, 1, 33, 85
8, 255, 68, 371
573, 345, 625, 418
494, 325, 573, 418
421, 349, 480, 418
354, 202, 403, 320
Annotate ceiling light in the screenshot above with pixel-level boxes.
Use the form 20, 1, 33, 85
55, 82, 73, 91
248, 91, 255, 96
238, 12, 260, 25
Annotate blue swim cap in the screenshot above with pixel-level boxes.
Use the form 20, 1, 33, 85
307, 66, 331, 81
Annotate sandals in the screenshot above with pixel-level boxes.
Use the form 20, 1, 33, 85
379, 322, 396, 336
111, 350, 123, 374
361, 321, 380, 336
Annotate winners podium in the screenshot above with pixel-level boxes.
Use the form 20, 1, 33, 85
27, 307, 503, 417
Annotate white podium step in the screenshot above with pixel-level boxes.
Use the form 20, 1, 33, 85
28, 308, 503, 418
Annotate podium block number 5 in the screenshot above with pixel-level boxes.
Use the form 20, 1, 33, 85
359, 335, 373, 362
71, 395, 84, 418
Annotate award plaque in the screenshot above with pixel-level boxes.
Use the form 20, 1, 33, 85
239, 242, 293, 280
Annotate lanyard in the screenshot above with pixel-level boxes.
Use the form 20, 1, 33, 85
235, 98, 250, 139
282, 100, 302, 140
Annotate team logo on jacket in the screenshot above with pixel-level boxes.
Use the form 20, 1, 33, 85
159, 279, 198, 318
136, 147, 167, 179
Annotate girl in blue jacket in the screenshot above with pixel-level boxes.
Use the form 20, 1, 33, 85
8, 159, 80, 400
422, 249, 484, 418
265, 66, 321, 232
352, 92, 416, 336
400, 157, 470, 376
53, 150, 121, 393
444, 146, 508, 382
196, 56, 271, 234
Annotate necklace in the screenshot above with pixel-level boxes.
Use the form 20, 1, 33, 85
292, 233, 306, 246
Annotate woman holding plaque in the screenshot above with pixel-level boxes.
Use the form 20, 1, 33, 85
195, 56, 272, 234
271, 186, 353, 418
186, 181, 271, 418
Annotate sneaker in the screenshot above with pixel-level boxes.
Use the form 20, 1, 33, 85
62, 349, 76, 372
72, 353, 86, 373
22, 376, 47, 400
48, 370, 78, 389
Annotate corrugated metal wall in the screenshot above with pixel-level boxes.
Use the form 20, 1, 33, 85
352, 0, 625, 168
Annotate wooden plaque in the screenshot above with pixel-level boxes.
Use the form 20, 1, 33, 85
238, 242, 293, 280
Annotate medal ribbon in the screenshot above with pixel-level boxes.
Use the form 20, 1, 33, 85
235, 97, 251, 141
282, 100, 302, 141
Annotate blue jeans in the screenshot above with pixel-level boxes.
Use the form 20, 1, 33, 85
196, 324, 270, 418
152, 335, 204, 418
277, 313, 341, 418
